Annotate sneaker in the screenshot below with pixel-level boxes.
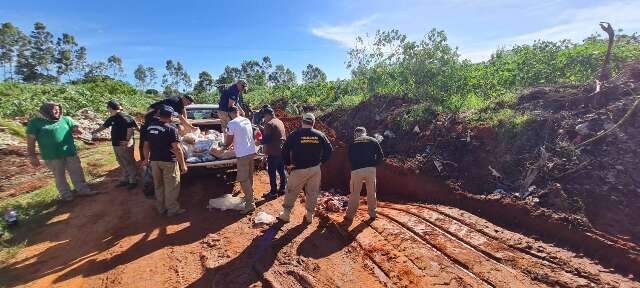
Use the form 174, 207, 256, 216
167, 208, 186, 217
303, 215, 313, 224
115, 181, 129, 187
76, 190, 98, 196
263, 191, 278, 199
241, 203, 256, 214
277, 213, 290, 223
127, 183, 138, 190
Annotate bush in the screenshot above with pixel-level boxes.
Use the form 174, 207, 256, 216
0, 79, 159, 118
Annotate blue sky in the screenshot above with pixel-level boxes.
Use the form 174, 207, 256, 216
2, 0, 639, 84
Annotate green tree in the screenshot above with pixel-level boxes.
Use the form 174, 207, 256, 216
134, 64, 147, 90
54, 33, 78, 81
302, 64, 327, 83
29, 22, 56, 80
107, 55, 124, 79
193, 70, 215, 95
268, 64, 296, 85
145, 66, 157, 88
74, 46, 87, 78
216, 65, 241, 86
175, 61, 191, 92
0, 22, 28, 80
84, 61, 109, 78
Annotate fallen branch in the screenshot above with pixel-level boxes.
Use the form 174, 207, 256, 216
551, 160, 593, 180
578, 89, 639, 149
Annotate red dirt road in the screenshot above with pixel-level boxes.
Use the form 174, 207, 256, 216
2, 168, 638, 287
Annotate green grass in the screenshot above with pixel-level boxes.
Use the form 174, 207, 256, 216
0, 142, 118, 266
0, 119, 26, 139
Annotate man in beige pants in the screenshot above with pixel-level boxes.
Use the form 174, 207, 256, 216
223, 106, 258, 214
143, 105, 188, 217
92, 100, 138, 189
277, 113, 333, 224
218, 80, 248, 136
345, 127, 384, 221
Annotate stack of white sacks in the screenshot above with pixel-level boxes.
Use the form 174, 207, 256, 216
181, 129, 235, 163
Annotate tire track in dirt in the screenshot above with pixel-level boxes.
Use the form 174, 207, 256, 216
363, 214, 491, 287
418, 203, 640, 288
381, 203, 598, 287
374, 208, 544, 287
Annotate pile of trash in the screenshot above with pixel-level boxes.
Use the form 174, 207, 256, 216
317, 191, 349, 213
181, 129, 235, 163
75, 108, 109, 140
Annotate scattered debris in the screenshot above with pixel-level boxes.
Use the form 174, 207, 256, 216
253, 211, 277, 226
75, 108, 109, 140
383, 130, 396, 139
317, 191, 348, 213
207, 194, 246, 211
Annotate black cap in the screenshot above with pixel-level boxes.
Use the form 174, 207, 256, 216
107, 100, 121, 110
158, 105, 178, 118
261, 106, 274, 116
183, 94, 194, 103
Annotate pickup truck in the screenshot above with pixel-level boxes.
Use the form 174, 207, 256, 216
184, 104, 263, 171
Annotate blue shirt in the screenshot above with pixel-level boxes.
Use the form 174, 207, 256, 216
218, 84, 241, 112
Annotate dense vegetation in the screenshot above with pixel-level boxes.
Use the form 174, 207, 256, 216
1, 21, 639, 124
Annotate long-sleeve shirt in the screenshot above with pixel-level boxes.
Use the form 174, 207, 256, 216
348, 135, 384, 170
282, 128, 333, 170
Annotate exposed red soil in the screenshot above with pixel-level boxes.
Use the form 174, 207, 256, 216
0, 145, 51, 200
3, 155, 637, 287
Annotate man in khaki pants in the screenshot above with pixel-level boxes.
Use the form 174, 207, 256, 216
143, 105, 188, 217
223, 106, 258, 214
345, 127, 384, 221
92, 100, 138, 189
277, 113, 333, 224
27, 102, 95, 201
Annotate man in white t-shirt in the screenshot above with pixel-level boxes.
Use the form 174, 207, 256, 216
223, 106, 257, 213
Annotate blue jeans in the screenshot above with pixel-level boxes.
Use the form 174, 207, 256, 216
267, 155, 287, 193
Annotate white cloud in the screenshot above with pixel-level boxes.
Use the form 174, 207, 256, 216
311, 15, 378, 48
460, 1, 640, 62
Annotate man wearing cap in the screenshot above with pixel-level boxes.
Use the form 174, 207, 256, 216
140, 95, 195, 160
26, 102, 95, 201
259, 106, 287, 199
91, 100, 138, 189
278, 113, 333, 224
345, 127, 384, 222
143, 105, 188, 217
218, 80, 248, 135
223, 106, 257, 214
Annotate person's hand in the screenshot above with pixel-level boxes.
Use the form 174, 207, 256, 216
180, 166, 188, 174
29, 155, 42, 167
142, 159, 150, 167
286, 165, 293, 173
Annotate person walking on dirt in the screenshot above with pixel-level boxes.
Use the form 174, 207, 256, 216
140, 94, 195, 160
223, 106, 258, 214
91, 100, 138, 189
277, 113, 333, 224
218, 79, 248, 135
259, 106, 287, 199
345, 127, 383, 221
26, 102, 96, 201
143, 105, 188, 217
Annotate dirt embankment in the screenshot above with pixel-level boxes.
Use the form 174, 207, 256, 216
320, 60, 640, 278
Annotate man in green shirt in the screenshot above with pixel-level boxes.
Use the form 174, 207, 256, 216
26, 102, 95, 201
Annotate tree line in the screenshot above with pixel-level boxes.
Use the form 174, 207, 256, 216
0, 21, 329, 96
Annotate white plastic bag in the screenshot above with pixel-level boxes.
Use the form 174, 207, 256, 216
207, 194, 245, 211
253, 211, 277, 225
